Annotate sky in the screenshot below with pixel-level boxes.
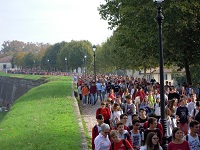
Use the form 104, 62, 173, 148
0, 0, 113, 46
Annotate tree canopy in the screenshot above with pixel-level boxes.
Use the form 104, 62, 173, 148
98, 0, 200, 84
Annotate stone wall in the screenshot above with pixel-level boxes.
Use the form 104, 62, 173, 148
0, 76, 44, 109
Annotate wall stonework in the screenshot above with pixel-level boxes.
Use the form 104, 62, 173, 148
0, 77, 44, 108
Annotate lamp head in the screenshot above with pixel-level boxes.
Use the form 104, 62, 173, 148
92, 45, 96, 52
84, 55, 87, 58
153, 0, 164, 3
65, 57, 67, 61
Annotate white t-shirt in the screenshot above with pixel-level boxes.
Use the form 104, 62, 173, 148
154, 103, 161, 116
129, 130, 144, 148
184, 134, 200, 150
191, 109, 199, 118
187, 102, 196, 115
110, 110, 123, 126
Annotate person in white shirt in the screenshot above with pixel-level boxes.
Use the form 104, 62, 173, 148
96, 81, 102, 101
183, 120, 200, 150
191, 102, 200, 121
130, 119, 144, 150
187, 94, 197, 115
94, 123, 111, 150
101, 82, 106, 101
77, 84, 83, 100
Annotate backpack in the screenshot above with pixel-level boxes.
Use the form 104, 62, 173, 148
93, 125, 98, 135
112, 139, 128, 150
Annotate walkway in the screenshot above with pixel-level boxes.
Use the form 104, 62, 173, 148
80, 99, 101, 138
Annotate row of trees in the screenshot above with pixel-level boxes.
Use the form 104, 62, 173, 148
0, 1, 199, 85
0, 40, 97, 73
97, 0, 200, 84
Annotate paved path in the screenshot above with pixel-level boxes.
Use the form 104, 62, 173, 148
80, 99, 101, 138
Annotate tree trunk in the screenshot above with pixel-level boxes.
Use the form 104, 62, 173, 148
132, 67, 134, 77
184, 60, 192, 85
144, 67, 147, 79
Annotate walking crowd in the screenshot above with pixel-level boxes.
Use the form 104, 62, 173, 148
75, 74, 200, 150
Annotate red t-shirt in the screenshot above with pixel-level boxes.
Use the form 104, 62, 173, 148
108, 93, 116, 100
110, 139, 132, 150
167, 140, 190, 150
96, 107, 111, 120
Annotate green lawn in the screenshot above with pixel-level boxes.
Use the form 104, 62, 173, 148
0, 75, 82, 150
0, 71, 43, 80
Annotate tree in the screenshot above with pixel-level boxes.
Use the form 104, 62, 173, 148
22, 53, 35, 68
60, 40, 93, 72
13, 52, 25, 69
98, 0, 200, 84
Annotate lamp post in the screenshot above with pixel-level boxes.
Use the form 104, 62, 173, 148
153, 0, 167, 149
92, 45, 96, 83
47, 59, 50, 71
33, 60, 35, 68
84, 55, 87, 77
65, 57, 67, 74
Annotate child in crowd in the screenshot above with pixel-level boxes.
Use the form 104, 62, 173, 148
129, 119, 144, 150
116, 121, 133, 147
110, 103, 123, 129
110, 130, 133, 150
124, 94, 136, 127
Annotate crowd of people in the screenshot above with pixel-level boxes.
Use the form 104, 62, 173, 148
76, 74, 200, 150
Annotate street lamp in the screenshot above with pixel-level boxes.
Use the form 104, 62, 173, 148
154, 0, 167, 149
65, 57, 67, 73
47, 59, 50, 71
92, 45, 96, 83
33, 60, 35, 68
84, 55, 87, 77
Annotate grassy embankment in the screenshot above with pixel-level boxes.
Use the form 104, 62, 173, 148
74, 84, 92, 150
0, 72, 83, 149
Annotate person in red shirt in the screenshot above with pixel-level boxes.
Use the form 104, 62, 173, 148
168, 127, 190, 150
96, 101, 111, 125
135, 87, 146, 102
90, 81, 97, 105
110, 130, 133, 150
108, 89, 116, 101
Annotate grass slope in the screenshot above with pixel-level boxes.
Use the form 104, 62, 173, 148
0, 72, 43, 80
0, 76, 82, 150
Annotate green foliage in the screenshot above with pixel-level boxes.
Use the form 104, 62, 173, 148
22, 53, 35, 68
0, 76, 82, 150
98, 0, 159, 71
98, 0, 200, 84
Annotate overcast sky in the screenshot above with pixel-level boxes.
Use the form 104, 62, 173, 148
0, 0, 113, 46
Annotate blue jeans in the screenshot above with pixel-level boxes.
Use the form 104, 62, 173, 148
90, 94, 95, 105
101, 91, 106, 101
97, 90, 102, 101
82, 95, 88, 105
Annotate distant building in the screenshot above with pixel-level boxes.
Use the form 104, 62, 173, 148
0, 56, 13, 71
126, 67, 185, 86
